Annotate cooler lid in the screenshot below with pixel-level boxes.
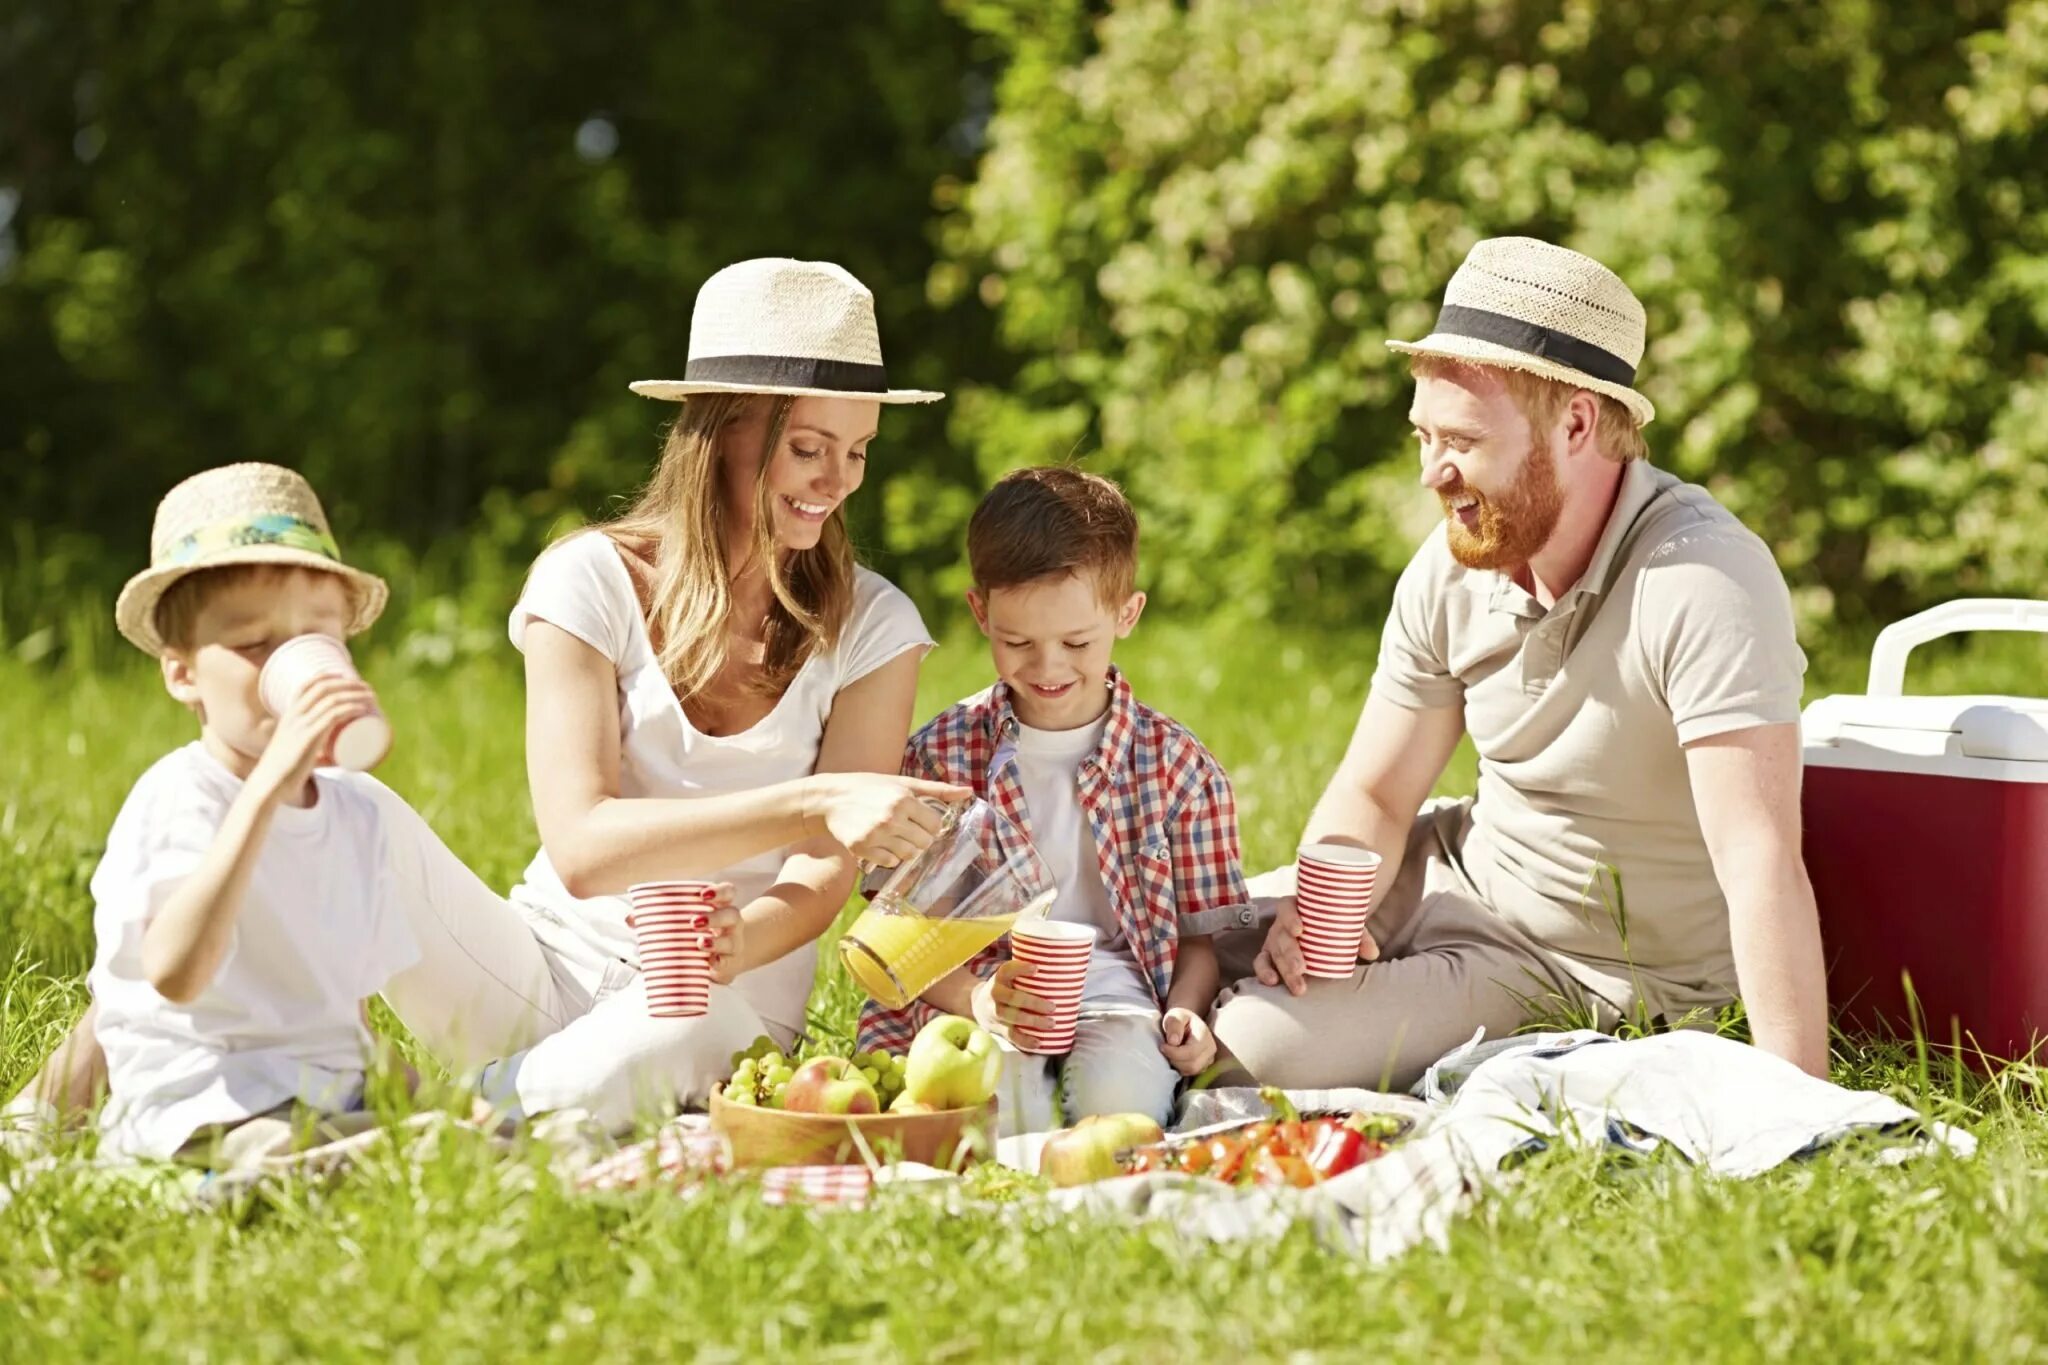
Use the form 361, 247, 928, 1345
1803, 694, 2048, 762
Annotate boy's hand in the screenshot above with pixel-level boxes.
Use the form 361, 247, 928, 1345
969, 960, 1054, 1044
1254, 895, 1378, 997
1160, 1007, 1217, 1076
249, 673, 379, 800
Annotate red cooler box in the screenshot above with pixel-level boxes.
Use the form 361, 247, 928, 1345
1802, 599, 2048, 1057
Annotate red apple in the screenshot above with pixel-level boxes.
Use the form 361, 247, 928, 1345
782, 1057, 880, 1115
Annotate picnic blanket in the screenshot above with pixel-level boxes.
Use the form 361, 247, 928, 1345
1033, 1030, 1976, 1262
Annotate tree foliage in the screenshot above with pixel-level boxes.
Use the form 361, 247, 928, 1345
930, 0, 2048, 631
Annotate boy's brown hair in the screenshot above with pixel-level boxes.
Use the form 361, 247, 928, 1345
153, 564, 330, 654
967, 466, 1138, 607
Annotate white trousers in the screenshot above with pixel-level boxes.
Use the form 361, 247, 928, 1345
363, 780, 796, 1132
994, 1012, 1181, 1135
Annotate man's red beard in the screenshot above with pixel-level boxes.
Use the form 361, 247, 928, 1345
1442, 439, 1564, 572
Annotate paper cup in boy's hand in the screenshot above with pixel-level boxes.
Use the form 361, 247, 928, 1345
1294, 843, 1381, 979
628, 880, 721, 1018
1007, 920, 1095, 1054
257, 634, 393, 771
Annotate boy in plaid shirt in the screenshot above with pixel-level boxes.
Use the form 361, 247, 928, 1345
857, 468, 1255, 1129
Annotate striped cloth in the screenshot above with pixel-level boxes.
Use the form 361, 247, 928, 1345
759, 1164, 874, 1209
857, 667, 1253, 1052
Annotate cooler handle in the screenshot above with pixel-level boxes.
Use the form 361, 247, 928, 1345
1867, 597, 2048, 697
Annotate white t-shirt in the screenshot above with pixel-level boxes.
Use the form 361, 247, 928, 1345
1009, 718, 1156, 1011
506, 532, 934, 1032
88, 744, 419, 1161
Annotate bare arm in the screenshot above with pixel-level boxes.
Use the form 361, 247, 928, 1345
145, 675, 375, 1002
726, 650, 927, 973
523, 624, 962, 896
1256, 690, 1465, 994
1684, 723, 1830, 1077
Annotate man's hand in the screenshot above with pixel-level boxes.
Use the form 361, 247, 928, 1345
1252, 892, 1378, 996
1160, 1007, 1217, 1075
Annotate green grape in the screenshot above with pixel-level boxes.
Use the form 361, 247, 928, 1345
859, 1067, 881, 1086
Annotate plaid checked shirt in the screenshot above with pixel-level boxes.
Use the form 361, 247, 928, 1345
856, 667, 1255, 1054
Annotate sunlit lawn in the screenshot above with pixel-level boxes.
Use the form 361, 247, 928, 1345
4, 619, 2046, 1361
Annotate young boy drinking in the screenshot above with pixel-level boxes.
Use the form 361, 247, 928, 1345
856, 467, 1255, 1129
86, 463, 418, 1165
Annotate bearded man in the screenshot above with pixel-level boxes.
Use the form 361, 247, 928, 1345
1211, 237, 1829, 1086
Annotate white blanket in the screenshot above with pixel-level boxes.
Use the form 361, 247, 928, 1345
1032, 1031, 1976, 1262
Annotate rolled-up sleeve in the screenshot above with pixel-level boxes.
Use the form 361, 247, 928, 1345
1171, 767, 1258, 937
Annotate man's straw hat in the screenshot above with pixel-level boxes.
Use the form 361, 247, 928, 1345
1387, 237, 1656, 426
115, 463, 388, 657
629, 258, 943, 405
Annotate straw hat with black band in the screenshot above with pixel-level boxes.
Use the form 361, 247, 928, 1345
115, 463, 388, 658
629, 258, 943, 405
1387, 236, 1656, 428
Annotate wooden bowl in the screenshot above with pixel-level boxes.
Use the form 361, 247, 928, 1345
709, 1093, 998, 1170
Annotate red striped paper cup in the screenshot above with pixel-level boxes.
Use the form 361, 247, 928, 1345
256, 634, 394, 772
1295, 844, 1379, 979
1009, 921, 1094, 1055
628, 881, 719, 1018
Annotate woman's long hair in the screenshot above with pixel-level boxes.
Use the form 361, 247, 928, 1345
596, 392, 856, 701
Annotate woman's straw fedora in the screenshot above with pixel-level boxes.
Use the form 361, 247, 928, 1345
115, 463, 388, 657
1387, 237, 1656, 427
629, 258, 943, 405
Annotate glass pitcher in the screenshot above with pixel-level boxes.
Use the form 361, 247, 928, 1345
837, 797, 1056, 1010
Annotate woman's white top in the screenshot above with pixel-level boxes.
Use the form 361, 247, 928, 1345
506, 532, 933, 1032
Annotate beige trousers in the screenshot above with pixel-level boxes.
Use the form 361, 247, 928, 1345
1211, 799, 1626, 1093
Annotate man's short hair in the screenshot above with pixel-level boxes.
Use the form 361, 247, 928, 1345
967, 466, 1139, 607
1410, 355, 1647, 464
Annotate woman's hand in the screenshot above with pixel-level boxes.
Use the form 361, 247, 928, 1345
698, 885, 746, 984
800, 773, 972, 868
969, 960, 1053, 1044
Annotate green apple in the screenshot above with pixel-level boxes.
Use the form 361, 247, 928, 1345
782, 1057, 880, 1115
1039, 1113, 1166, 1187
901, 1016, 1002, 1110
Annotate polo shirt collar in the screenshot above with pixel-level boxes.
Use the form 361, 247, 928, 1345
1568, 457, 1667, 602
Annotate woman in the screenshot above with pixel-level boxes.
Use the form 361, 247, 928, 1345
8, 259, 965, 1139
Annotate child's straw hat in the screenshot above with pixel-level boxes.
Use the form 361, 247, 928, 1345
1387, 237, 1656, 426
628, 258, 944, 405
114, 463, 388, 657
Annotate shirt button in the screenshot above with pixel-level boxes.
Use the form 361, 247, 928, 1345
1237, 908, 1256, 926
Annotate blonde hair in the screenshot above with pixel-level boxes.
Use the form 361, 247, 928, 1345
596, 393, 855, 701
1411, 356, 1646, 464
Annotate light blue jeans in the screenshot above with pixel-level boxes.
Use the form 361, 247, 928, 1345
995, 1011, 1181, 1134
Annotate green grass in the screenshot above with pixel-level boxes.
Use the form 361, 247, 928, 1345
4, 620, 2047, 1362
